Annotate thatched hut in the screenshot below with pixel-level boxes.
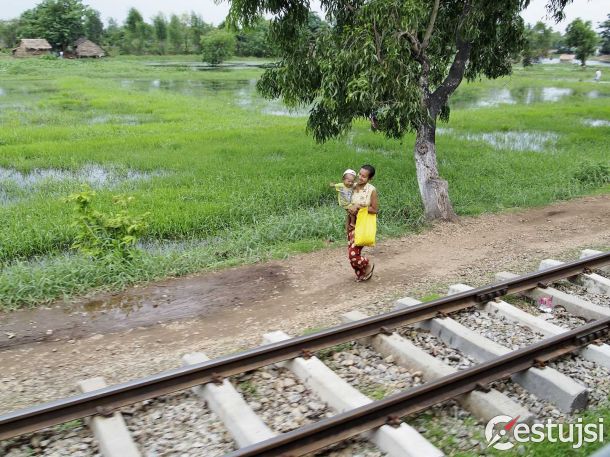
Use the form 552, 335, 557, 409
12, 39, 52, 57
74, 38, 105, 58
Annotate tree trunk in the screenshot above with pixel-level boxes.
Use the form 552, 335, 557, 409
413, 119, 458, 221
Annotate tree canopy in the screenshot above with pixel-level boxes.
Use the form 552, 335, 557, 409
598, 14, 610, 55
565, 18, 599, 66
523, 21, 557, 65
18, 0, 95, 50
228, 0, 574, 220
201, 29, 236, 64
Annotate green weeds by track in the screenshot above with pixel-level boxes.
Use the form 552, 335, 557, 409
0, 57, 608, 308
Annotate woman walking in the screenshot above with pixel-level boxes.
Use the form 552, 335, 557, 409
347, 164, 378, 281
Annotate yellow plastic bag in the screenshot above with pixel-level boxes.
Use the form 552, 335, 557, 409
354, 207, 376, 247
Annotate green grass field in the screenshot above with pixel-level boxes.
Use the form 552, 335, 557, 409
0, 56, 608, 309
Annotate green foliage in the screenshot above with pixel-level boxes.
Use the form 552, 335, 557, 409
572, 162, 610, 187
18, 0, 95, 51
168, 14, 185, 54
523, 21, 555, 65
201, 29, 236, 65
237, 380, 258, 396
360, 384, 389, 400
565, 18, 599, 66
235, 17, 278, 57
84, 9, 104, 43
55, 419, 83, 432
599, 14, 610, 55
67, 188, 149, 260
0, 19, 20, 49
231, 0, 543, 142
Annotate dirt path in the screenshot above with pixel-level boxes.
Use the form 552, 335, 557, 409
0, 195, 608, 413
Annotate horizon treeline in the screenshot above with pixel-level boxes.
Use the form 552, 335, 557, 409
0, 0, 608, 61
0, 0, 313, 57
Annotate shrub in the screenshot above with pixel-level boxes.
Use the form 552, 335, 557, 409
201, 30, 236, 65
67, 187, 149, 259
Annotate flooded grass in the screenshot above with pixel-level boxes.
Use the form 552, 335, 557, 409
0, 165, 164, 206
458, 131, 559, 152
0, 56, 608, 308
581, 119, 610, 127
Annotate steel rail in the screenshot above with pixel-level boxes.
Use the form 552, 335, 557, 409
0, 251, 608, 440
226, 316, 610, 456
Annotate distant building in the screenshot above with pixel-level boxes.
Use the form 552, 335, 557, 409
12, 39, 52, 57
74, 38, 105, 58
559, 54, 576, 63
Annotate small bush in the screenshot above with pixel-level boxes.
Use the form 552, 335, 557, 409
67, 188, 149, 260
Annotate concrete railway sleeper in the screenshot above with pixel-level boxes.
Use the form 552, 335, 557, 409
1, 250, 609, 456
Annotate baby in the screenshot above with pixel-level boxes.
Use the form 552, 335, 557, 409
330, 169, 357, 231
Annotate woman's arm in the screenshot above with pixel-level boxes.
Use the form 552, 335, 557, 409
368, 189, 378, 214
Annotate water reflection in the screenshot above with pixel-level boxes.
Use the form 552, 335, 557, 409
88, 114, 142, 125
119, 78, 253, 95
453, 86, 586, 109
475, 88, 516, 107
541, 87, 573, 102
582, 119, 610, 127
445, 130, 559, 152
0, 165, 165, 206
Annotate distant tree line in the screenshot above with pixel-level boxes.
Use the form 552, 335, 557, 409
0, 0, 297, 59
0, 0, 607, 66
523, 14, 610, 66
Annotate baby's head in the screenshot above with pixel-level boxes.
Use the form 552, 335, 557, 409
342, 169, 357, 187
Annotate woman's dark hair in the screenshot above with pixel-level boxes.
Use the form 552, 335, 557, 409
361, 164, 376, 179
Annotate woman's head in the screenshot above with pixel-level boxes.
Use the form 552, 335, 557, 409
358, 164, 376, 184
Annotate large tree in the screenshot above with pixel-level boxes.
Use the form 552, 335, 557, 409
228, 0, 573, 220
523, 21, 554, 65
18, 0, 99, 51
565, 18, 599, 66
0, 19, 20, 49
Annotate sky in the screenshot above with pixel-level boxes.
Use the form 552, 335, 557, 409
0, 0, 608, 32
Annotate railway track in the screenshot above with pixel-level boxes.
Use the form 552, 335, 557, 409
1, 249, 609, 456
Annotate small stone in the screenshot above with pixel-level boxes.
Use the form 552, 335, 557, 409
249, 402, 262, 411
384, 355, 395, 364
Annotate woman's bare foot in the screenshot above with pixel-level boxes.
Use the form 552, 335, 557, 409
361, 263, 375, 281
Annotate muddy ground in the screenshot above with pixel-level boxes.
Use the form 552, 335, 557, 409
0, 194, 608, 413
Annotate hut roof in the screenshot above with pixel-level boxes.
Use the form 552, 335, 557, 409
74, 38, 105, 57
20, 39, 52, 50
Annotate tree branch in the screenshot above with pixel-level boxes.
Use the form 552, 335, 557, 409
429, 38, 472, 114
429, 0, 473, 116
397, 30, 421, 58
421, 0, 440, 51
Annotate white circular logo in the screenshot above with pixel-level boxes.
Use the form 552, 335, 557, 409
485, 415, 517, 451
